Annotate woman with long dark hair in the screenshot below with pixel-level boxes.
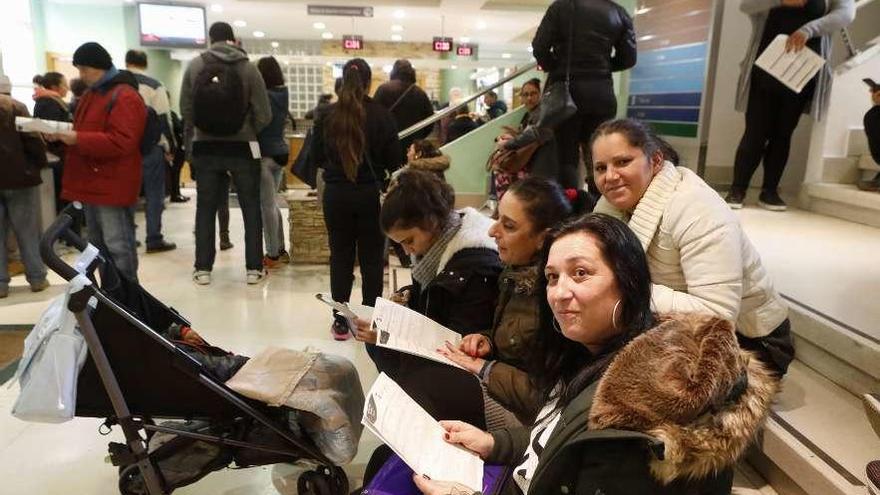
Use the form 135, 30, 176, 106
413, 214, 779, 495
312, 58, 405, 340
256, 56, 290, 267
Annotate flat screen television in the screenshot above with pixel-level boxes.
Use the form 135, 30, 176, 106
137, 2, 207, 49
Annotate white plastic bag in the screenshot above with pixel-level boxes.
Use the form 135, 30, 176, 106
11, 275, 92, 423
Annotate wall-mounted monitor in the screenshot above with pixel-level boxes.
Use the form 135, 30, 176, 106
433, 37, 453, 53
137, 3, 207, 49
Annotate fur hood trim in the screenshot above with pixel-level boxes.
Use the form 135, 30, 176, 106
409, 154, 451, 173
437, 207, 497, 274
588, 313, 779, 485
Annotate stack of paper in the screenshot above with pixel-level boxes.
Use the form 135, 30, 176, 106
363, 373, 484, 491
755, 34, 825, 94
15, 116, 72, 133
371, 297, 464, 369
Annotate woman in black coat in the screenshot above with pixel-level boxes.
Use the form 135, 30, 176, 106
532, 0, 636, 193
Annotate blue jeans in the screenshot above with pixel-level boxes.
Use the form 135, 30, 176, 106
260, 157, 285, 257
142, 145, 167, 246
194, 154, 262, 271
83, 204, 139, 282
0, 187, 48, 289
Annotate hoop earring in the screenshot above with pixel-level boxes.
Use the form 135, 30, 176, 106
611, 299, 621, 331
553, 318, 563, 334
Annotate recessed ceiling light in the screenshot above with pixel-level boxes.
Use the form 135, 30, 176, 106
313, 22, 326, 30
476, 21, 487, 30
393, 9, 405, 19
501, 53, 511, 59
253, 31, 265, 38
451, 65, 458, 70
271, 41, 279, 48
322, 32, 333, 40
391, 25, 404, 32
210, 4, 223, 13
391, 34, 403, 42
233, 20, 247, 27
460, 37, 470, 43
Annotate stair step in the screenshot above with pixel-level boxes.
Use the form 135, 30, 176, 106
848, 128, 868, 157
751, 362, 878, 495
858, 154, 880, 172
803, 183, 880, 228
822, 156, 860, 183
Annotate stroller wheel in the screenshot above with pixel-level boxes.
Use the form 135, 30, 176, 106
325, 466, 350, 495
118, 464, 146, 495
297, 470, 330, 495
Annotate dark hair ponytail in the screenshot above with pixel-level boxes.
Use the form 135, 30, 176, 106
325, 58, 372, 182
34, 72, 65, 91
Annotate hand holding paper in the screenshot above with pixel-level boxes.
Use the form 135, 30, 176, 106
754, 34, 825, 94
371, 297, 464, 369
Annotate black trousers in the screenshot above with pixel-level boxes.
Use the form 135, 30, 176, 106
732, 70, 814, 193
554, 76, 618, 190
323, 182, 385, 309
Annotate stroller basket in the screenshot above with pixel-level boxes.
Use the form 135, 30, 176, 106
38, 206, 351, 495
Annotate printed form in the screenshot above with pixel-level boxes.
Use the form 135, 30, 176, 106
371, 297, 464, 369
363, 373, 484, 491
755, 34, 825, 94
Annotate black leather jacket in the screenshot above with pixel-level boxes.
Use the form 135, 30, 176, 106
532, 0, 637, 80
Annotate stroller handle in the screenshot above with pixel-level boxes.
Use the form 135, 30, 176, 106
40, 203, 98, 282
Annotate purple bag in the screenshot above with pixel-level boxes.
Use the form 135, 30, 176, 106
363, 452, 507, 495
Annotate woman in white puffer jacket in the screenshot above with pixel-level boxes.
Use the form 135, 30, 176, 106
591, 118, 793, 376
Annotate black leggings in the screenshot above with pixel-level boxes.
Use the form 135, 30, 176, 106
732, 70, 814, 193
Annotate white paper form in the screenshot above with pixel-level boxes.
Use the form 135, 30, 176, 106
315, 293, 374, 333
754, 34, 825, 94
371, 297, 464, 369
15, 116, 73, 133
363, 373, 484, 491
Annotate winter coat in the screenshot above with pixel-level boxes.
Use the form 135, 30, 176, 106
180, 41, 272, 158
313, 96, 405, 186
33, 89, 72, 161
257, 86, 290, 159
129, 68, 174, 152
486, 100, 508, 120
373, 79, 435, 151
407, 208, 502, 335
489, 313, 779, 495
446, 115, 478, 143
594, 162, 789, 340
735, 0, 855, 122
483, 264, 544, 424
866, 105, 880, 165
501, 105, 559, 181
63, 69, 147, 207
532, 0, 636, 81
0, 95, 48, 189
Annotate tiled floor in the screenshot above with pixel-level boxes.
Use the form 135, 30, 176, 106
4, 195, 861, 494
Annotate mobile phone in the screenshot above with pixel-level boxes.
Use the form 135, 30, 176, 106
865, 78, 880, 91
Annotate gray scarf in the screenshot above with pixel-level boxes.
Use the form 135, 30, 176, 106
411, 213, 462, 287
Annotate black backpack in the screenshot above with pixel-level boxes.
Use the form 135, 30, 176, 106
106, 87, 163, 156
192, 53, 248, 136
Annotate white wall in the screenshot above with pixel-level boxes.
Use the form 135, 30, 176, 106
703, 0, 814, 192
0, 0, 38, 105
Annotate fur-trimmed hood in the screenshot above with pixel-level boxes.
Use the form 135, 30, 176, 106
408, 154, 451, 173
588, 313, 779, 485
437, 207, 497, 274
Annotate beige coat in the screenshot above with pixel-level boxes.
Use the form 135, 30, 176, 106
594, 162, 788, 338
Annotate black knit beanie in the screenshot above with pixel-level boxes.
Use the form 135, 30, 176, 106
72, 42, 113, 70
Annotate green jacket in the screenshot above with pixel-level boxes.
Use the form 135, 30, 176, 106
483, 265, 544, 424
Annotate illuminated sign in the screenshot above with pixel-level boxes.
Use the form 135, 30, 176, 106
308, 5, 373, 17
343, 35, 363, 50
456, 44, 474, 57
433, 36, 453, 52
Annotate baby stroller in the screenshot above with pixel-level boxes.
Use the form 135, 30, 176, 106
38, 207, 351, 495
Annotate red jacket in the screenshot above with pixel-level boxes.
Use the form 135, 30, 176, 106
63, 69, 146, 207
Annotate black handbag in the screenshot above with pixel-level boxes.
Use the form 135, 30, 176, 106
536, 0, 578, 129
291, 128, 318, 188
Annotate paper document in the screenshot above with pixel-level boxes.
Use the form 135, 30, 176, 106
315, 293, 374, 336
754, 34, 825, 94
371, 297, 463, 369
363, 373, 484, 491
15, 116, 73, 134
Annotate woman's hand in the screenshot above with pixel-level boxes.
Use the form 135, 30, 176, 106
45, 131, 77, 145
352, 317, 377, 344
460, 334, 492, 358
389, 288, 410, 306
412, 475, 476, 495
785, 30, 808, 52
440, 420, 495, 459
438, 342, 485, 375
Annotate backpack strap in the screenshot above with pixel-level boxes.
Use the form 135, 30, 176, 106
388, 84, 416, 112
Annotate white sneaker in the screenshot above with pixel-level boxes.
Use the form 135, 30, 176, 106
193, 270, 212, 285
246, 269, 267, 285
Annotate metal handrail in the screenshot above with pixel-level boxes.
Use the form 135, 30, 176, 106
397, 61, 538, 140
